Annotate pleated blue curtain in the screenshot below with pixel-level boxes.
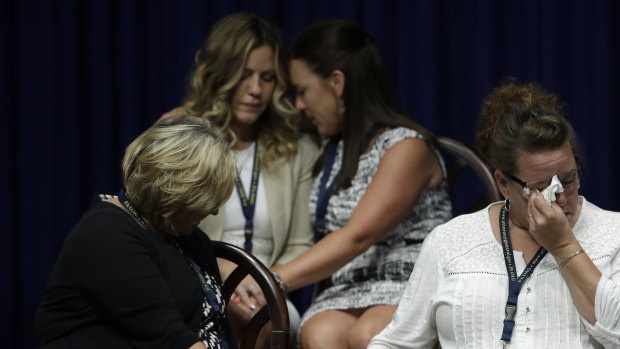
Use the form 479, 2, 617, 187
1, 1, 618, 347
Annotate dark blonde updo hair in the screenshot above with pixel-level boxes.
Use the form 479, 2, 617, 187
475, 78, 583, 176
122, 116, 236, 234
183, 12, 298, 167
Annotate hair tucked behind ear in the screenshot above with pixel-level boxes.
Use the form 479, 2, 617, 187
475, 77, 583, 175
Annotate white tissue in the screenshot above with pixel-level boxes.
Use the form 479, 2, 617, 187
522, 175, 564, 205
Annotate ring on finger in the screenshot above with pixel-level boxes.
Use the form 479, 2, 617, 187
248, 285, 256, 293
527, 212, 533, 219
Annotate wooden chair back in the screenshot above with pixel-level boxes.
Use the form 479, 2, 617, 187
212, 241, 289, 349
436, 135, 501, 214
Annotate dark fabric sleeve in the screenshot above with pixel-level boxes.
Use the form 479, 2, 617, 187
64, 208, 200, 348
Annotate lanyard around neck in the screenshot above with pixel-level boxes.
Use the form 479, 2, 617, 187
118, 189, 150, 231
170, 238, 229, 349
234, 143, 260, 252
499, 205, 547, 345
314, 124, 381, 240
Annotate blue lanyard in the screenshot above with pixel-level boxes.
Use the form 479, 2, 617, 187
314, 137, 340, 239
171, 239, 229, 349
314, 124, 381, 239
118, 189, 149, 230
499, 205, 547, 344
234, 143, 260, 252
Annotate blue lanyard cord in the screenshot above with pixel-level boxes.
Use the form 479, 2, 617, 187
234, 143, 260, 252
171, 239, 229, 349
499, 205, 547, 343
314, 124, 382, 240
314, 137, 340, 238
118, 189, 150, 230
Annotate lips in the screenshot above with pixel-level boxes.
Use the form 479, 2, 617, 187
242, 102, 261, 108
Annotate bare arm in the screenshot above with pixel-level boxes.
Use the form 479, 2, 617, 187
274, 138, 443, 291
189, 341, 207, 349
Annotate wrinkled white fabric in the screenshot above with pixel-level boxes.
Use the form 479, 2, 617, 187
368, 198, 620, 349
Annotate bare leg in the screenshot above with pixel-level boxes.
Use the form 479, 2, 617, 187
347, 305, 397, 349
300, 309, 359, 349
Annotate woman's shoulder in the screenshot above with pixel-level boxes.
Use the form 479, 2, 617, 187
375, 127, 424, 150
278, 132, 320, 171
426, 208, 496, 256
576, 197, 620, 255
69, 200, 154, 247
297, 132, 321, 155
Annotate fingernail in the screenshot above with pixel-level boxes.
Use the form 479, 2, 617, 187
233, 297, 240, 303
250, 304, 256, 310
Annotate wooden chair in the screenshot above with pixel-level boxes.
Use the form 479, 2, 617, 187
212, 241, 289, 349
436, 135, 501, 214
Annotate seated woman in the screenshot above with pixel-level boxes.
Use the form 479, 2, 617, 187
271, 19, 452, 349
161, 12, 319, 346
368, 79, 620, 348
35, 116, 237, 348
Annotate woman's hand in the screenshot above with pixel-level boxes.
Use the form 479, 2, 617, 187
157, 106, 185, 123
232, 275, 267, 312
527, 191, 578, 254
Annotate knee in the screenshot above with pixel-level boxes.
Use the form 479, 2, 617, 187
300, 320, 346, 349
346, 319, 384, 349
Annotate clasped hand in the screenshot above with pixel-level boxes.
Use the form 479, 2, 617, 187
227, 275, 267, 324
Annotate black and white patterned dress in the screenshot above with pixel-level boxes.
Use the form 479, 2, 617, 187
303, 127, 452, 325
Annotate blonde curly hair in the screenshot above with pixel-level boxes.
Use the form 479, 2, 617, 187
183, 12, 298, 167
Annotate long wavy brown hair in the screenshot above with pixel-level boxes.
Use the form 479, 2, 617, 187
183, 12, 298, 167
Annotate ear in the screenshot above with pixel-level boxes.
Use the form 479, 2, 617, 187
329, 70, 345, 97
495, 169, 510, 199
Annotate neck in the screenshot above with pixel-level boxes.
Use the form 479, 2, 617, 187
234, 138, 256, 150
110, 197, 168, 242
232, 121, 257, 150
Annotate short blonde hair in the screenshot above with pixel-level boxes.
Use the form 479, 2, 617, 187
122, 116, 236, 232
182, 12, 298, 167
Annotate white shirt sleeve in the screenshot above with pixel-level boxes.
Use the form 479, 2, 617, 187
582, 249, 620, 348
368, 231, 441, 348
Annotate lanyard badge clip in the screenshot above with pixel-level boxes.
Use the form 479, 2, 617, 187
504, 303, 517, 323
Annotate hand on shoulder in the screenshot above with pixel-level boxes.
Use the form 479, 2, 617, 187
157, 106, 185, 123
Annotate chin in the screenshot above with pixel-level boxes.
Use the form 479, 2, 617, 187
236, 109, 264, 123
316, 126, 339, 137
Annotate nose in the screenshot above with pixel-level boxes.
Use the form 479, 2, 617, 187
295, 95, 305, 111
555, 191, 567, 206
248, 75, 261, 96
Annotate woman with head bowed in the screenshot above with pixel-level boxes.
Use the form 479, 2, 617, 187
270, 19, 453, 348
368, 79, 620, 348
36, 116, 237, 348
161, 12, 320, 346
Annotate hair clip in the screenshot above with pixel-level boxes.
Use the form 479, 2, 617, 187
529, 112, 539, 120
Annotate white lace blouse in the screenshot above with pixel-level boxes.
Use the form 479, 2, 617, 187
368, 198, 620, 349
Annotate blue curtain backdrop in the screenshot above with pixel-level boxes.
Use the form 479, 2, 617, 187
1, 1, 618, 347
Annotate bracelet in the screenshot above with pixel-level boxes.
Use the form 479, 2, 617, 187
558, 249, 585, 270
270, 270, 288, 292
